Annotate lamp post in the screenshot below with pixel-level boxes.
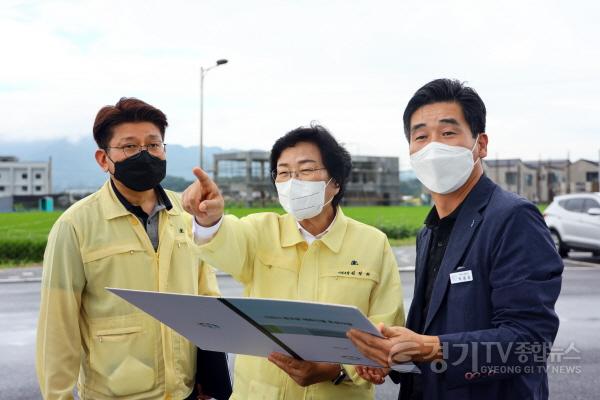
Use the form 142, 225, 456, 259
200, 58, 228, 170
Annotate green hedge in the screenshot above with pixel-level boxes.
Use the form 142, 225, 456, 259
377, 224, 421, 239
0, 238, 47, 264
0, 223, 418, 265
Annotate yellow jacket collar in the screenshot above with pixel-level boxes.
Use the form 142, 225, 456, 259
280, 213, 305, 247
280, 207, 348, 253
100, 180, 130, 220
320, 207, 348, 253
100, 180, 179, 220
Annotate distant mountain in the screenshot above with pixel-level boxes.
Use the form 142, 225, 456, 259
1, 137, 420, 193
399, 170, 416, 181
0, 137, 226, 192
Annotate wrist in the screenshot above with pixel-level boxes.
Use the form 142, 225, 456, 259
194, 215, 222, 228
417, 335, 442, 362
330, 364, 347, 385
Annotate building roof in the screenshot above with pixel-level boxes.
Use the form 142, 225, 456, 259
213, 150, 270, 161
523, 159, 570, 168
483, 159, 521, 167
572, 159, 599, 167
486, 158, 598, 170
213, 150, 399, 164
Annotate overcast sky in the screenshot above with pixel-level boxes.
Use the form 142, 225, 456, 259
1, 0, 599, 170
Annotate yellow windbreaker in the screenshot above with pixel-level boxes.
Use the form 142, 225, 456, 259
198, 208, 405, 400
36, 181, 220, 400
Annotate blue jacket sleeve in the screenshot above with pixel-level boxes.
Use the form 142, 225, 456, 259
438, 202, 563, 388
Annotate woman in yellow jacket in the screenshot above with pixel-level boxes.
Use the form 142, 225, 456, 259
183, 124, 405, 400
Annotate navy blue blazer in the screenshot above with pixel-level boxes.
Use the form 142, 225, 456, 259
397, 176, 563, 400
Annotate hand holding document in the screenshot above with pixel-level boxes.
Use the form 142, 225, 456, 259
108, 288, 418, 373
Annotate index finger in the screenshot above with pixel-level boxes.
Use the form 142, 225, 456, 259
192, 167, 213, 186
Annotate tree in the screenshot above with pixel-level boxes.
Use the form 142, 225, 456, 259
161, 175, 194, 192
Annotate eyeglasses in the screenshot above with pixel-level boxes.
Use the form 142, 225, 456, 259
105, 143, 167, 158
271, 167, 327, 182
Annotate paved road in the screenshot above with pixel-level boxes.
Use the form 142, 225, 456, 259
1, 251, 598, 399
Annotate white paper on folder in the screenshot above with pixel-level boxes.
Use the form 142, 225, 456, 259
107, 288, 291, 358
107, 288, 418, 371
225, 297, 384, 367
224, 297, 419, 373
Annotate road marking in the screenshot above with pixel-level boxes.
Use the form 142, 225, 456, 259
565, 259, 600, 268
0, 278, 42, 283
564, 266, 600, 271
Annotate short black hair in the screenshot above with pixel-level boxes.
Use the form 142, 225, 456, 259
270, 123, 352, 208
402, 79, 486, 141
93, 97, 168, 149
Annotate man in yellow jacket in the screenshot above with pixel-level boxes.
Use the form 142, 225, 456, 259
182, 124, 405, 399
36, 98, 226, 400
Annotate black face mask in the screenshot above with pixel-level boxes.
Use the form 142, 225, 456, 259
110, 150, 166, 192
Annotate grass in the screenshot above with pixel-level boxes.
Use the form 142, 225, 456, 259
0, 207, 427, 241
0, 211, 63, 242
0, 211, 62, 267
344, 206, 429, 228
225, 206, 427, 245
224, 206, 430, 227
0, 207, 425, 267
0, 203, 546, 267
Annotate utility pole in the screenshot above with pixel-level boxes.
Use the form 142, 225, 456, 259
566, 150, 571, 194
200, 59, 229, 170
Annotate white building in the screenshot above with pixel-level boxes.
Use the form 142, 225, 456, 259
568, 159, 600, 193
0, 156, 52, 196
484, 158, 599, 203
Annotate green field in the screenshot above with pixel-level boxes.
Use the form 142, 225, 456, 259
224, 206, 429, 227
0, 204, 546, 266
0, 206, 428, 266
0, 211, 63, 242
0, 206, 429, 241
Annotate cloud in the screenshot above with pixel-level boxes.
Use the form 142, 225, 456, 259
0, 0, 599, 170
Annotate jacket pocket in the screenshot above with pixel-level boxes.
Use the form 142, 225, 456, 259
318, 270, 380, 313
256, 252, 297, 273
82, 245, 152, 294
446, 280, 475, 328
89, 316, 159, 397
252, 252, 298, 297
108, 355, 155, 396
96, 326, 142, 342
82, 245, 146, 264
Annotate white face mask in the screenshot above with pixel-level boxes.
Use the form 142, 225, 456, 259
275, 178, 334, 221
410, 137, 480, 195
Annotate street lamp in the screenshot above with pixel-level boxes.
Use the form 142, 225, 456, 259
200, 58, 228, 170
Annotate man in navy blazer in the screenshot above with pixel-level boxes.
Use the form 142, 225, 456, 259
348, 79, 563, 400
